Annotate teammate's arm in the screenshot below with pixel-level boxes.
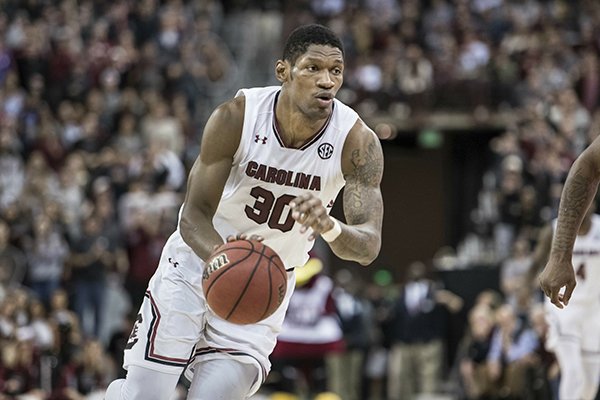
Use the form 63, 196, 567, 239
540, 135, 600, 307
179, 96, 244, 261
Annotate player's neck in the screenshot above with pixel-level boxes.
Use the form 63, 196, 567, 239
275, 95, 329, 148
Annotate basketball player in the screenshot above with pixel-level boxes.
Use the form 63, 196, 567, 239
532, 202, 600, 400
105, 24, 383, 400
532, 205, 600, 400
540, 134, 600, 306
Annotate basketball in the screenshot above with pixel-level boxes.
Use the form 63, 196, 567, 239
202, 239, 288, 324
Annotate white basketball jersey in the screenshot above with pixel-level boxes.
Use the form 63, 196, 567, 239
552, 214, 600, 305
208, 86, 358, 270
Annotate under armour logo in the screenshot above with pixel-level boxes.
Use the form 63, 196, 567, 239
255, 135, 267, 144
168, 257, 179, 268
318, 143, 334, 159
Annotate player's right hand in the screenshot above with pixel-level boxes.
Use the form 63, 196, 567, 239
290, 193, 333, 240
539, 259, 576, 309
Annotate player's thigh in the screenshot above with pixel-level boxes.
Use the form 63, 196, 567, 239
545, 305, 583, 351
582, 308, 600, 352
187, 359, 260, 400
124, 237, 208, 371
106, 365, 182, 400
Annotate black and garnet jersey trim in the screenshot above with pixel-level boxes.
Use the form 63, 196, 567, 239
144, 291, 194, 367
271, 91, 334, 150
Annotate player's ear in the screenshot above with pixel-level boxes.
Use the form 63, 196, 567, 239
275, 60, 289, 83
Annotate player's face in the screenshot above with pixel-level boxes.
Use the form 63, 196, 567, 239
286, 44, 344, 119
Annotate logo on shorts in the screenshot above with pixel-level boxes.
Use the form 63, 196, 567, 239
318, 143, 334, 159
125, 313, 143, 350
202, 253, 230, 280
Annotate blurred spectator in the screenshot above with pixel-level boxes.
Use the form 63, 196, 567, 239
331, 269, 376, 400
67, 213, 112, 338
456, 304, 496, 399
0, 125, 25, 212
48, 289, 82, 369
387, 261, 463, 400
0, 219, 26, 300
28, 298, 54, 353
396, 44, 434, 113
499, 237, 533, 307
486, 304, 539, 399
124, 209, 166, 308
68, 339, 113, 398
494, 155, 525, 260
140, 99, 184, 157
0, 338, 43, 398
270, 258, 345, 399
362, 271, 396, 400
22, 213, 69, 308
107, 313, 137, 380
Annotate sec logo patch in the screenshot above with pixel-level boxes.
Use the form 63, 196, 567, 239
318, 143, 334, 159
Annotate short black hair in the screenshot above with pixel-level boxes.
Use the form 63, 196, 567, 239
282, 24, 344, 66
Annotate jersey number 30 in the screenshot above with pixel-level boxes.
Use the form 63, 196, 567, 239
245, 186, 295, 232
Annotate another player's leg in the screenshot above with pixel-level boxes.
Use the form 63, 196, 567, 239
187, 359, 259, 400
581, 355, 600, 400
581, 312, 600, 400
553, 340, 585, 400
105, 365, 182, 400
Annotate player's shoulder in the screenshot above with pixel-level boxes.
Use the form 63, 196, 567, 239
344, 116, 381, 154
210, 95, 246, 125
201, 93, 246, 151
340, 116, 384, 178
235, 85, 280, 105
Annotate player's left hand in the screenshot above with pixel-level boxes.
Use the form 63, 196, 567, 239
539, 259, 577, 309
290, 193, 334, 240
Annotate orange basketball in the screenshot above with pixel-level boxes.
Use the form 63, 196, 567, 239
202, 239, 287, 324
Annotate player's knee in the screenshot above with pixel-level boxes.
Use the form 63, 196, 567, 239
187, 360, 259, 400
114, 366, 182, 400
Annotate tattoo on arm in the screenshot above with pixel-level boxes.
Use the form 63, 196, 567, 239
345, 141, 383, 222
553, 169, 597, 256
331, 137, 383, 264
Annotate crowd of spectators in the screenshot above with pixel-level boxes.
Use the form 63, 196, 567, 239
1, 0, 600, 399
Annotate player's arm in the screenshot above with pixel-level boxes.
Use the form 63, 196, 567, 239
290, 119, 383, 266
295, 119, 384, 265
179, 96, 244, 261
333, 120, 384, 265
540, 135, 600, 307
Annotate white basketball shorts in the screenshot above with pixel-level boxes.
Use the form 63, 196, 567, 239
545, 301, 600, 355
123, 230, 296, 394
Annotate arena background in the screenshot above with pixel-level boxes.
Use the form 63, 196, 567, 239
0, 0, 598, 399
